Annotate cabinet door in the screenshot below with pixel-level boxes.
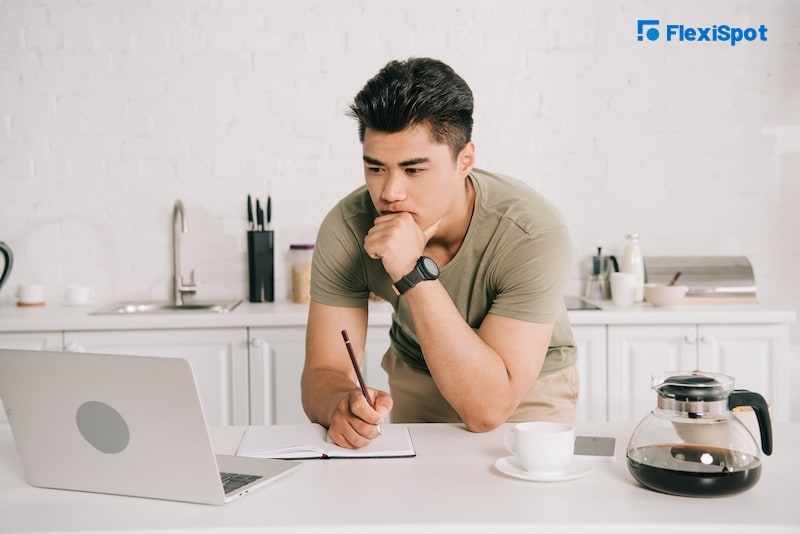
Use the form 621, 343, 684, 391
247, 333, 274, 426
363, 325, 391, 395
250, 326, 307, 425
63, 329, 249, 426
254, 325, 391, 426
0, 332, 63, 351
698, 324, 790, 422
571, 325, 607, 423
0, 332, 64, 425
607, 325, 697, 423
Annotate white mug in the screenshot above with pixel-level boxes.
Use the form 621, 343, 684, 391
610, 272, 636, 307
64, 285, 95, 306
504, 421, 575, 473
16, 283, 45, 305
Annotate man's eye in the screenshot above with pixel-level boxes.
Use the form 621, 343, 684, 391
367, 167, 383, 174
406, 168, 422, 175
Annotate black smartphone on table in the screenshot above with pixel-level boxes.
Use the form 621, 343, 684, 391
574, 436, 616, 461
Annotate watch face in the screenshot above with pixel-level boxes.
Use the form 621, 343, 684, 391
420, 256, 439, 277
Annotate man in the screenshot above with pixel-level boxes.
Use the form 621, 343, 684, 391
301, 57, 577, 449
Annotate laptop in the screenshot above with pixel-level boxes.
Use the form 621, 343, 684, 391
0, 348, 301, 505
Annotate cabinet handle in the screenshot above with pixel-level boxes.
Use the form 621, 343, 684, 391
64, 342, 84, 352
700, 335, 713, 344
684, 335, 697, 344
250, 337, 265, 348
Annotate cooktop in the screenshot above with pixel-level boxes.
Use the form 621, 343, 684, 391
564, 296, 601, 311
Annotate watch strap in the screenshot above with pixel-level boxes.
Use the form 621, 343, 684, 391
392, 256, 438, 296
392, 268, 425, 295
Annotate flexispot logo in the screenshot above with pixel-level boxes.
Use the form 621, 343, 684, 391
637, 19, 768, 46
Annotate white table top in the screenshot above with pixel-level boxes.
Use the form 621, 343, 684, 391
1, 422, 798, 533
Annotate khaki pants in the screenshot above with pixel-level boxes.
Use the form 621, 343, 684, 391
381, 348, 579, 424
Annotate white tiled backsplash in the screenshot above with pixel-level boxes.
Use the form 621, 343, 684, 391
1, 1, 798, 343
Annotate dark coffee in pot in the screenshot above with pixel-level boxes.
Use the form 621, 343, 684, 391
627, 445, 761, 497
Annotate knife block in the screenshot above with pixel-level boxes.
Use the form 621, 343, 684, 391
247, 230, 274, 302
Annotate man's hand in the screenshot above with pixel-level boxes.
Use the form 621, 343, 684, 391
326, 388, 392, 449
363, 212, 441, 281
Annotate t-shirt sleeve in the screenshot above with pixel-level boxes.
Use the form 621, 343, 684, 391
309, 202, 371, 308
487, 225, 573, 324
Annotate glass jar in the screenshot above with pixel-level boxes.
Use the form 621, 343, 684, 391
289, 244, 314, 303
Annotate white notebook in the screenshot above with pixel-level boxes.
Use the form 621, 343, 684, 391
237, 423, 416, 459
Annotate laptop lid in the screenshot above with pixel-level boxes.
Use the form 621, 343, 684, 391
0, 349, 299, 505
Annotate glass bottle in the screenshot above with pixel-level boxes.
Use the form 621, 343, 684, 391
620, 233, 645, 303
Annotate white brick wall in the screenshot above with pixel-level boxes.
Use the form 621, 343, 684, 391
0, 0, 798, 341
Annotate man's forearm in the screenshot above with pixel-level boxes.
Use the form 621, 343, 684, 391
403, 281, 531, 431
301, 367, 356, 427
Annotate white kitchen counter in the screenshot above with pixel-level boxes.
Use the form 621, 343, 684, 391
0, 298, 794, 332
0, 422, 798, 533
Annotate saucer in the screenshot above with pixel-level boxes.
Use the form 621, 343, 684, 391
494, 456, 592, 482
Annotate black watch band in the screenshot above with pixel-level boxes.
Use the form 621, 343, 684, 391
392, 256, 440, 296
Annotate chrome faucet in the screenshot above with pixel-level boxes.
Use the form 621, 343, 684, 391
172, 199, 197, 306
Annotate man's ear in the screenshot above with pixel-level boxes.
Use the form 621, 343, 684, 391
458, 141, 476, 175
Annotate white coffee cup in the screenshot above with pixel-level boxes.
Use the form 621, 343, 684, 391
16, 283, 45, 305
64, 285, 95, 306
504, 421, 575, 473
610, 272, 636, 307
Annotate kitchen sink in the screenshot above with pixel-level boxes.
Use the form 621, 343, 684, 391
92, 300, 242, 315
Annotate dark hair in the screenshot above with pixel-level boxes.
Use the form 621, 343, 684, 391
348, 58, 474, 158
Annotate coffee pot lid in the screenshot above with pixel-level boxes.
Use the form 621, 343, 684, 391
653, 371, 734, 402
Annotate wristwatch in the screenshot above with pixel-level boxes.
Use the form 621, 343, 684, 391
392, 256, 440, 296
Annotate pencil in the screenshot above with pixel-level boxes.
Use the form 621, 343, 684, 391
341, 329, 375, 409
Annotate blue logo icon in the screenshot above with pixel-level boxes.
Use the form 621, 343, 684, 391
637, 19, 768, 46
637, 20, 660, 41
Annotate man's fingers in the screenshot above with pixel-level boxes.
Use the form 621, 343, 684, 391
423, 218, 442, 241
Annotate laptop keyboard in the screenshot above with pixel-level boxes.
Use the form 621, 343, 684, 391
220, 472, 263, 494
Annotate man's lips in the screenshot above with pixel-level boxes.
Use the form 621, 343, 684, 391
379, 207, 413, 216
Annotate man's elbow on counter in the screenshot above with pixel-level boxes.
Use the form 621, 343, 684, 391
461, 413, 506, 434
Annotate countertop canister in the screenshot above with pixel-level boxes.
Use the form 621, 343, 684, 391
289, 244, 314, 303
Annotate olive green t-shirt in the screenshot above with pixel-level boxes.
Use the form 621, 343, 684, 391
310, 168, 576, 376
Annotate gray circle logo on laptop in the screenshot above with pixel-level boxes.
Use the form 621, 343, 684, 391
75, 401, 130, 454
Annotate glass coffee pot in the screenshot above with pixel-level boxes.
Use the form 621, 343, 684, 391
627, 371, 772, 497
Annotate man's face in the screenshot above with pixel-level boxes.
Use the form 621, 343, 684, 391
362, 125, 473, 233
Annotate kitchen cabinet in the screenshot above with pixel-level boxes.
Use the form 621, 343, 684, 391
607, 324, 790, 423
0, 332, 66, 425
252, 325, 392, 425
249, 326, 304, 425
0, 301, 793, 427
0, 331, 63, 351
62, 329, 250, 426
572, 325, 608, 423
363, 325, 392, 395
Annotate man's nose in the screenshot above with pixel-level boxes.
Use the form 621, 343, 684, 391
381, 170, 407, 202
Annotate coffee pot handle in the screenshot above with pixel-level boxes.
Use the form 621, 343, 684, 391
729, 390, 773, 455
0, 241, 13, 291
607, 255, 619, 273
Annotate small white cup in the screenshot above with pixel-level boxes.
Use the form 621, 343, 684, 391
64, 285, 95, 306
16, 283, 45, 305
610, 272, 636, 307
504, 421, 575, 473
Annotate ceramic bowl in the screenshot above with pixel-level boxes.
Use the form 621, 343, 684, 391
644, 283, 688, 307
